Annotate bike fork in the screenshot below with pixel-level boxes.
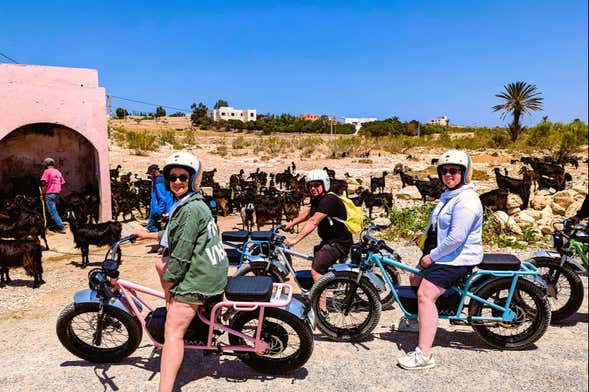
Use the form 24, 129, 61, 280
93, 302, 105, 346
342, 272, 363, 316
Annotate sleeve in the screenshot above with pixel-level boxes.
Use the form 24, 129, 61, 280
576, 195, 589, 220
163, 206, 205, 283
316, 194, 336, 215
152, 182, 168, 215
430, 202, 479, 262
40, 170, 49, 183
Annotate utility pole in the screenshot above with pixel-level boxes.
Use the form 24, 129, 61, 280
106, 94, 112, 118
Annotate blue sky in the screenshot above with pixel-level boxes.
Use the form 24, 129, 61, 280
1, 1, 587, 126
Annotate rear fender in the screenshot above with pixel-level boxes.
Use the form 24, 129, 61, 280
532, 252, 586, 275
469, 274, 548, 295
329, 264, 386, 293
280, 296, 315, 328
73, 289, 142, 316
237, 258, 289, 278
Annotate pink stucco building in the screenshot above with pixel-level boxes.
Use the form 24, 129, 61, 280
0, 63, 112, 221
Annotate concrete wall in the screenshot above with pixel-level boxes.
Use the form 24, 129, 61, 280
0, 64, 111, 221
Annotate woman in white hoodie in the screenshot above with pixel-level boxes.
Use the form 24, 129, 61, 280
398, 150, 483, 370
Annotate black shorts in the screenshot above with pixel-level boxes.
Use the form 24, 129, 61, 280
421, 263, 473, 289
312, 242, 350, 274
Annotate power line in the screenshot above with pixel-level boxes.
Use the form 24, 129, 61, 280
111, 95, 190, 112
0, 52, 19, 64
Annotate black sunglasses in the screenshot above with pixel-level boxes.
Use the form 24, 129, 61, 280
307, 182, 323, 189
167, 174, 190, 182
441, 168, 461, 175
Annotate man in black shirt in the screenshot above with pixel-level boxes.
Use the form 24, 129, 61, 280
284, 169, 353, 283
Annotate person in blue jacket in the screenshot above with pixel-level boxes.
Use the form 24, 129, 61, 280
146, 163, 173, 232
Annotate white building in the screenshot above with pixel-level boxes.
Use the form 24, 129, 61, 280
210, 106, 257, 122
344, 117, 377, 133
427, 116, 449, 126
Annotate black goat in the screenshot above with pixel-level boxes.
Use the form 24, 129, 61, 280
68, 218, 122, 268
370, 171, 388, 193
479, 188, 509, 211
494, 168, 531, 209
357, 190, 394, 218
413, 178, 443, 203
0, 239, 44, 288
0, 211, 49, 250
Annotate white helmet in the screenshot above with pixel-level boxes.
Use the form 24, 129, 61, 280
305, 169, 330, 191
163, 151, 203, 192
437, 150, 472, 185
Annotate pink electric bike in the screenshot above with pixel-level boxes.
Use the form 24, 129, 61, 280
56, 235, 314, 374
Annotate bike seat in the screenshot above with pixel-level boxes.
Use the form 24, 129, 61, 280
225, 276, 274, 302
478, 253, 521, 271
222, 230, 249, 243
250, 231, 272, 241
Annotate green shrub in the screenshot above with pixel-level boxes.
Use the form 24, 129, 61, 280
182, 131, 195, 145
383, 203, 436, 241
159, 130, 176, 146
232, 136, 251, 149
125, 130, 158, 153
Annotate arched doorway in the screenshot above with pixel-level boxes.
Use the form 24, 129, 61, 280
0, 122, 99, 202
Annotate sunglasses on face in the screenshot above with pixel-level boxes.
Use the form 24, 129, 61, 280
307, 182, 322, 189
441, 168, 461, 175
167, 174, 190, 182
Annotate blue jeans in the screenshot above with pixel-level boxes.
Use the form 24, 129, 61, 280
45, 193, 65, 230
146, 213, 161, 232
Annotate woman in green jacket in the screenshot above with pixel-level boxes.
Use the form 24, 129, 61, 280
134, 151, 228, 392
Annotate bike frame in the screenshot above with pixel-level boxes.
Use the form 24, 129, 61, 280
110, 276, 293, 353
363, 251, 540, 323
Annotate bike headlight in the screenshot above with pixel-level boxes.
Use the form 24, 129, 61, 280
350, 244, 364, 265
102, 259, 119, 278
552, 233, 564, 250
88, 269, 105, 290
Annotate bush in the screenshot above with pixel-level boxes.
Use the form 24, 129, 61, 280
125, 130, 158, 153
232, 136, 251, 149
159, 130, 176, 146
383, 203, 436, 241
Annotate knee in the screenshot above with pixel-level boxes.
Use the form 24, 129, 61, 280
417, 287, 435, 304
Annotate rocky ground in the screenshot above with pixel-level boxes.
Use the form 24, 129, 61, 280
0, 134, 587, 391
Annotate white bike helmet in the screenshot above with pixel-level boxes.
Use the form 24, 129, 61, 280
305, 169, 330, 191
163, 151, 203, 192
437, 150, 473, 185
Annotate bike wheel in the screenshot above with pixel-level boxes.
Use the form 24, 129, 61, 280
234, 261, 286, 283
373, 264, 400, 310
229, 307, 314, 374
532, 257, 584, 323
469, 278, 550, 350
309, 271, 382, 342
56, 302, 143, 363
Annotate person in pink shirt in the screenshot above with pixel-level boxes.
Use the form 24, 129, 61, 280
40, 157, 66, 233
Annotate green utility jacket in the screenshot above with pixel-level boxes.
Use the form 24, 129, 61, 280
158, 192, 228, 299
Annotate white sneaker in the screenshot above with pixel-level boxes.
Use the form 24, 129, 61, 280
397, 347, 436, 370
391, 317, 419, 333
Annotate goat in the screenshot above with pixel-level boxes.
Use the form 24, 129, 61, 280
0, 211, 49, 250
357, 190, 393, 218
330, 179, 348, 196
370, 171, 388, 193
110, 165, 122, 181
201, 168, 217, 188
413, 178, 443, 203
0, 239, 44, 288
68, 218, 122, 268
479, 188, 509, 212
395, 168, 416, 188
254, 196, 283, 230
430, 158, 439, 165
323, 167, 336, 179
493, 168, 531, 209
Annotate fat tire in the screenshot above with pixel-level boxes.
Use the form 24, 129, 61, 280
309, 271, 382, 342
531, 256, 584, 323
228, 307, 314, 374
469, 277, 550, 350
56, 302, 142, 363
233, 262, 286, 283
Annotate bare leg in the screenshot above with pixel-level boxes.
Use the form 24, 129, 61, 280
156, 256, 174, 305
416, 279, 445, 357
159, 298, 198, 392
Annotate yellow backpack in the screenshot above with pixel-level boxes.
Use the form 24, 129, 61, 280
328, 192, 364, 234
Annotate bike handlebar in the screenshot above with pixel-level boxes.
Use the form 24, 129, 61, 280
362, 224, 401, 259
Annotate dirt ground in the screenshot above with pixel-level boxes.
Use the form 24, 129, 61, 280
0, 135, 587, 391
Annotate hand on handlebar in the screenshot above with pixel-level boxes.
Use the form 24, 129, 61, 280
132, 228, 157, 241
284, 237, 297, 248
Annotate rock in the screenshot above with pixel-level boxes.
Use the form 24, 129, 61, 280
493, 211, 523, 235
572, 185, 588, 196
550, 200, 566, 216
514, 212, 536, 228
566, 198, 583, 218
373, 217, 391, 226
507, 194, 523, 209
553, 190, 576, 210
530, 194, 551, 210
395, 187, 422, 201
525, 209, 543, 220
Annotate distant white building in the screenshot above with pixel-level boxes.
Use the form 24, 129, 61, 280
427, 116, 449, 126
210, 106, 257, 122
344, 117, 377, 133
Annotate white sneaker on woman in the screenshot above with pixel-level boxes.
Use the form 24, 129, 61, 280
397, 347, 436, 370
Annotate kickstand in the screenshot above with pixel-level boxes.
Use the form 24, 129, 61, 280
147, 347, 160, 362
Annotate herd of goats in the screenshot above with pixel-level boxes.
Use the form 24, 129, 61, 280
0, 153, 585, 289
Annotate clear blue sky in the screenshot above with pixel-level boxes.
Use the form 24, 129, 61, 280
2, 0, 587, 126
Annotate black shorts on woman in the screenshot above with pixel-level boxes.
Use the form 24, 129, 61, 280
420, 263, 473, 289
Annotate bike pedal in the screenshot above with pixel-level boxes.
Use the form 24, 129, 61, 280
147, 347, 160, 361
449, 319, 468, 326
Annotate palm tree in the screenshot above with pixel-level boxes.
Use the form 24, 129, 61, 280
492, 81, 544, 142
